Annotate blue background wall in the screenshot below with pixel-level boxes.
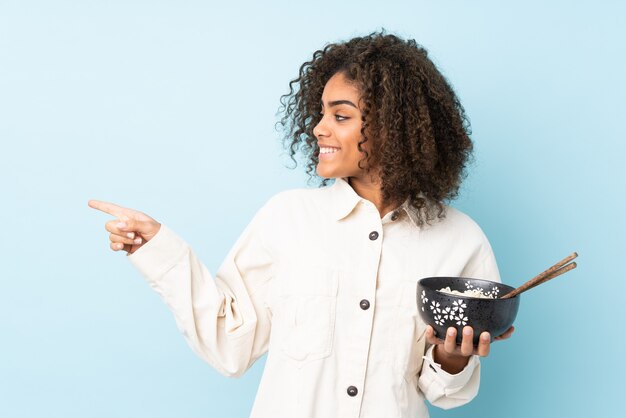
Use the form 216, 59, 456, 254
1, 1, 624, 417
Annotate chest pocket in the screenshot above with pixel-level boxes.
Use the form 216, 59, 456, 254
274, 267, 339, 367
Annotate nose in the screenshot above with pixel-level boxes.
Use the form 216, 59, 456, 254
313, 115, 329, 139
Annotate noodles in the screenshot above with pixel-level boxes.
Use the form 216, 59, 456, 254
437, 286, 496, 299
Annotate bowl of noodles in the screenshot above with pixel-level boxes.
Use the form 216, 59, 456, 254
417, 276, 520, 345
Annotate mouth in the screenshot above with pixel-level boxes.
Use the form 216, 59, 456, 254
319, 146, 341, 155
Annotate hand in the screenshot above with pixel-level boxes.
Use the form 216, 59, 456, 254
88, 200, 161, 255
425, 325, 515, 374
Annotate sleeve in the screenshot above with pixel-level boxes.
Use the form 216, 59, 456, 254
126, 198, 276, 378
459, 232, 501, 283
417, 345, 481, 409
417, 222, 500, 409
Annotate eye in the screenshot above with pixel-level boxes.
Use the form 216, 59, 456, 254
335, 115, 349, 121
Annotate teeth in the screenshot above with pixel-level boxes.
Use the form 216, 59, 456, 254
320, 147, 339, 154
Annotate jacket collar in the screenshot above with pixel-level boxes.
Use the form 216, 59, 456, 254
328, 177, 363, 221
398, 198, 422, 227
328, 177, 420, 227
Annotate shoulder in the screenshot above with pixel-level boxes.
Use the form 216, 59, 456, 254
422, 205, 492, 250
261, 185, 329, 211
443, 207, 501, 281
432, 206, 500, 280
246, 186, 332, 248
439, 206, 487, 237
252, 185, 330, 223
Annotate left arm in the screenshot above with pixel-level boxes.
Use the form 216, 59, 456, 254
417, 228, 513, 408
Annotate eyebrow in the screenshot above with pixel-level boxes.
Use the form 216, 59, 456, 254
320, 100, 358, 109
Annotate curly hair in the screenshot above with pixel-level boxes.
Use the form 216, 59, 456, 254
277, 30, 474, 226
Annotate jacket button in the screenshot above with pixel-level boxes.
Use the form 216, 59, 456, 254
391, 211, 399, 221
347, 386, 358, 397
359, 299, 370, 310
369, 231, 379, 240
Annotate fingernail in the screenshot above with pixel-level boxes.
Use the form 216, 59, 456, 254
117, 222, 127, 229
134, 238, 142, 244
463, 328, 472, 336
447, 328, 455, 336
482, 333, 490, 341
127, 232, 134, 239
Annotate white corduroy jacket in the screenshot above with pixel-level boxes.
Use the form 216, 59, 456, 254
128, 177, 500, 418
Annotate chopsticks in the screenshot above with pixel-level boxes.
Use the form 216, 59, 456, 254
500, 252, 578, 299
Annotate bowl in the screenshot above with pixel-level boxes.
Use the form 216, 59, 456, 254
417, 276, 520, 345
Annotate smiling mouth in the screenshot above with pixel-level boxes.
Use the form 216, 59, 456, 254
319, 147, 340, 154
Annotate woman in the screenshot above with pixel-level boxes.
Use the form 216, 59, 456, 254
89, 31, 513, 418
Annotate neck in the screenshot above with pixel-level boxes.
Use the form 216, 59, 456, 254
347, 174, 398, 218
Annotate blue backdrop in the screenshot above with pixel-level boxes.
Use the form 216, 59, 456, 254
1, 1, 624, 417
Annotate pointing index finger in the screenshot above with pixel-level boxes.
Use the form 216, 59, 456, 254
88, 199, 126, 217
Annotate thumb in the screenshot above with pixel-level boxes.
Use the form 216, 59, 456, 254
118, 215, 160, 237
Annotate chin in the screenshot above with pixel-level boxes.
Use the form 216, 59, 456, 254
315, 166, 331, 179
316, 162, 356, 180
316, 168, 339, 180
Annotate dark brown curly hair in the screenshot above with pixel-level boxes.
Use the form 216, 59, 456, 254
277, 30, 474, 226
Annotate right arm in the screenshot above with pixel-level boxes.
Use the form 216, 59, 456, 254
88, 199, 275, 377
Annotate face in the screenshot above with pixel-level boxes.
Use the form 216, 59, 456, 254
313, 72, 370, 179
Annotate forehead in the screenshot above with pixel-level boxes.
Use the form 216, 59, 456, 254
321, 72, 361, 103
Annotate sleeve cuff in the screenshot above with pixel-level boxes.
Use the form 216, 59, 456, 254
419, 345, 480, 396
127, 224, 189, 283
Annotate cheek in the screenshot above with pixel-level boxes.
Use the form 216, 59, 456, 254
343, 125, 365, 148
345, 141, 367, 168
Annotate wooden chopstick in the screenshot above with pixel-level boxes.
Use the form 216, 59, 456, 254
500, 252, 578, 299
523, 261, 577, 293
